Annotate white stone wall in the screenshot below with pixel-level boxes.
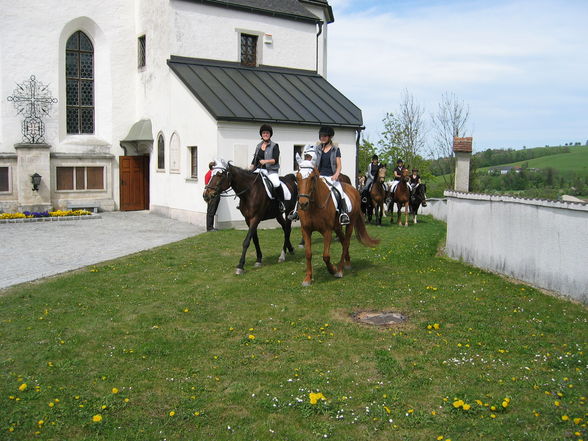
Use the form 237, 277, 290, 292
170, 1, 318, 71
445, 191, 588, 302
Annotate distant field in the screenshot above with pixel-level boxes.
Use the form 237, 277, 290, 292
482, 146, 588, 176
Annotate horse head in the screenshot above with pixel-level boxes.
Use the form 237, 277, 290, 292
203, 161, 231, 202
296, 161, 318, 212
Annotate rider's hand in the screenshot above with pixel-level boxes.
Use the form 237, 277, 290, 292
331, 173, 339, 181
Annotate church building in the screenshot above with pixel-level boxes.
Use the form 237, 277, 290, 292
0, 0, 363, 228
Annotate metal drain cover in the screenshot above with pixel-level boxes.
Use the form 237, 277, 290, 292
354, 311, 407, 326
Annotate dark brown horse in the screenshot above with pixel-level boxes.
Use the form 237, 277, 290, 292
295, 164, 380, 286
369, 165, 387, 225
409, 182, 427, 224
388, 168, 411, 226
203, 161, 297, 274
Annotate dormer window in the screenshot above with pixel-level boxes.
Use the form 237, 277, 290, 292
240, 33, 258, 66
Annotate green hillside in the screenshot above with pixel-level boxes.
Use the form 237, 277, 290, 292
507, 145, 588, 175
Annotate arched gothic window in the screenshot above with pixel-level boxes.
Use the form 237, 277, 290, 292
66, 31, 94, 134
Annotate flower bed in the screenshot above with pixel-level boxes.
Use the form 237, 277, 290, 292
0, 209, 93, 220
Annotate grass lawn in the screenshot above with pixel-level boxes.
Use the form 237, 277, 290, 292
1, 217, 586, 440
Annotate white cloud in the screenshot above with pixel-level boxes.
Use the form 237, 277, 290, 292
326, 0, 588, 149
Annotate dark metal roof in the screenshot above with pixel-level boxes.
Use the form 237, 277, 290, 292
168, 56, 362, 129
187, 0, 321, 23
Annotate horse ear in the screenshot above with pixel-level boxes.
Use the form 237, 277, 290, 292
220, 158, 228, 168
295, 152, 302, 166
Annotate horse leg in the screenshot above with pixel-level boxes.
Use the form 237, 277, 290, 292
339, 224, 353, 271
275, 214, 293, 262
236, 219, 261, 274
403, 203, 409, 227
252, 229, 263, 266
302, 229, 313, 286
322, 230, 338, 276
396, 203, 402, 225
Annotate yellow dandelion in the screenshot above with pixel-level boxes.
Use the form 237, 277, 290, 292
18, 383, 27, 391
309, 392, 326, 405
37, 420, 44, 426
48, 402, 54, 407
562, 415, 569, 421
475, 399, 483, 406
194, 411, 200, 416
433, 323, 440, 330
437, 436, 444, 440
502, 401, 509, 408
169, 411, 175, 416
384, 406, 391, 414
92, 414, 102, 422
554, 401, 561, 407
453, 399, 464, 408
124, 398, 130, 403
407, 409, 414, 414
463, 403, 471, 410
574, 418, 582, 424
490, 414, 496, 419
112, 388, 119, 394
183, 308, 189, 312
248, 334, 255, 340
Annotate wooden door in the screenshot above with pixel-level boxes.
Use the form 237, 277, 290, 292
120, 156, 149, 211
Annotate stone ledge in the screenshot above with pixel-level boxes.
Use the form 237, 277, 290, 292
0, 214, 101, 224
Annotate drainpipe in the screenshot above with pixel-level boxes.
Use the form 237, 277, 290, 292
356, 127, 365, 181
316, 22, 323, 74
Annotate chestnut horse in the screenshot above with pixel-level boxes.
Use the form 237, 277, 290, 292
389, 168, 411, 226
203, 161, 297, 274
369, 165, 387, 225
296, 163, 380, 286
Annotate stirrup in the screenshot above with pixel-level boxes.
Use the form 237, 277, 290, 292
361, 197, 368, 203
288, 211, 299, 221
339, 212, 350, 225
278, 201, 286, 212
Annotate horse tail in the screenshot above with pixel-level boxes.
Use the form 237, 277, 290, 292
353, 205, 380, 247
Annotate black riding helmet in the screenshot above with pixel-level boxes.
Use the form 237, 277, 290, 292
259, 124, 273, 137
319, 126, 335, 137
372, 154, 379, 161
397, 159, 404, 165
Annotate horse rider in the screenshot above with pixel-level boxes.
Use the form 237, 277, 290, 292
249, 123, 285, 211
315, 126, 350, 225
409, 168, 421, 190
362, 154, 381, 201
389, 159, 406, 195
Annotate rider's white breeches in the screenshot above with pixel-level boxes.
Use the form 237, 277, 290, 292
255, 169, 280, 187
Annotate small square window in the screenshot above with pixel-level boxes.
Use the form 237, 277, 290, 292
240, 34, 258, 67
293, 145, 304, 171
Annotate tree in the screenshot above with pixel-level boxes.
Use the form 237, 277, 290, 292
378, 89, 426, 169
357, 136, 378, 176
429, 92, 471, 188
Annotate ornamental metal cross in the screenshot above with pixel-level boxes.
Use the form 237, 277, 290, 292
7, 75, 58, 144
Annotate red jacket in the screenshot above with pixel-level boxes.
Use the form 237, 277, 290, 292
204, 169, 212, 185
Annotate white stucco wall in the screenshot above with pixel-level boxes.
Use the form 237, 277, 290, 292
171, 1, 318, 71
445, 191, 588, 302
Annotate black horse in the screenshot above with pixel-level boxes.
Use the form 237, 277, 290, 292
203, 162, 297, 274
409, 183, 427, 224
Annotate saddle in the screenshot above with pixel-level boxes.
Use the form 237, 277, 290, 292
259, 173, 292, 201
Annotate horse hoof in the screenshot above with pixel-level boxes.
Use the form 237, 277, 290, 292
254, 262, 263, 268
298, 244, 305, 249
235, 268, 245, 275
278, 251, 286, 263
302, 280, 312, 287
344, 264, 352, 270
334, 272, 343, 278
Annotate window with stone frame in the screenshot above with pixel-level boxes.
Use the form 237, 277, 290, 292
170, 132, 180, 173
157, 134, 165, 170
240, 33, 258, 67
56, 166, 104, 191
189, 146, 198, 179
293, 145, 304, 171
0, 166, 9, 192
66, 31, 95, 134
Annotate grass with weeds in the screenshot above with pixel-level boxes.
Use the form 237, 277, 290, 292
1, 216, 586, 440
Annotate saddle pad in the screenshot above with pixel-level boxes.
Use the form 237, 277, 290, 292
321, 177, 352, 212
261, 177, 292, 201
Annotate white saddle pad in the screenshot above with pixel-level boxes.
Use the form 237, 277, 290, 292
261, 178, 292, 201
321, 177, 352, 212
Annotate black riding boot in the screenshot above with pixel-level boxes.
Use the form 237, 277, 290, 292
339, 198, 350, 225
274, 185, 286, 213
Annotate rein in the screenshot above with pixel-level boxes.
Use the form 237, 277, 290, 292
298, 168, 333, 210
207, 166, 261, 198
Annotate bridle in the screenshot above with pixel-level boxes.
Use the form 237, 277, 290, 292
205, 165, 260, 198
297, 166, 331, 209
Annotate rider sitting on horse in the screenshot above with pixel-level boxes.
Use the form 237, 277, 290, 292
362, 154, 381, 201
249, 124, 285, 212
389, 159, 407, 195
315, 126, 350, 225
409, 168, 421, 190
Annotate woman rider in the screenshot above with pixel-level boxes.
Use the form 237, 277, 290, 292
315, 126, 350, 225
249, 123, 285, 211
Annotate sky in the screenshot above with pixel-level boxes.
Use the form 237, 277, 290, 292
325, 0, 588, 153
